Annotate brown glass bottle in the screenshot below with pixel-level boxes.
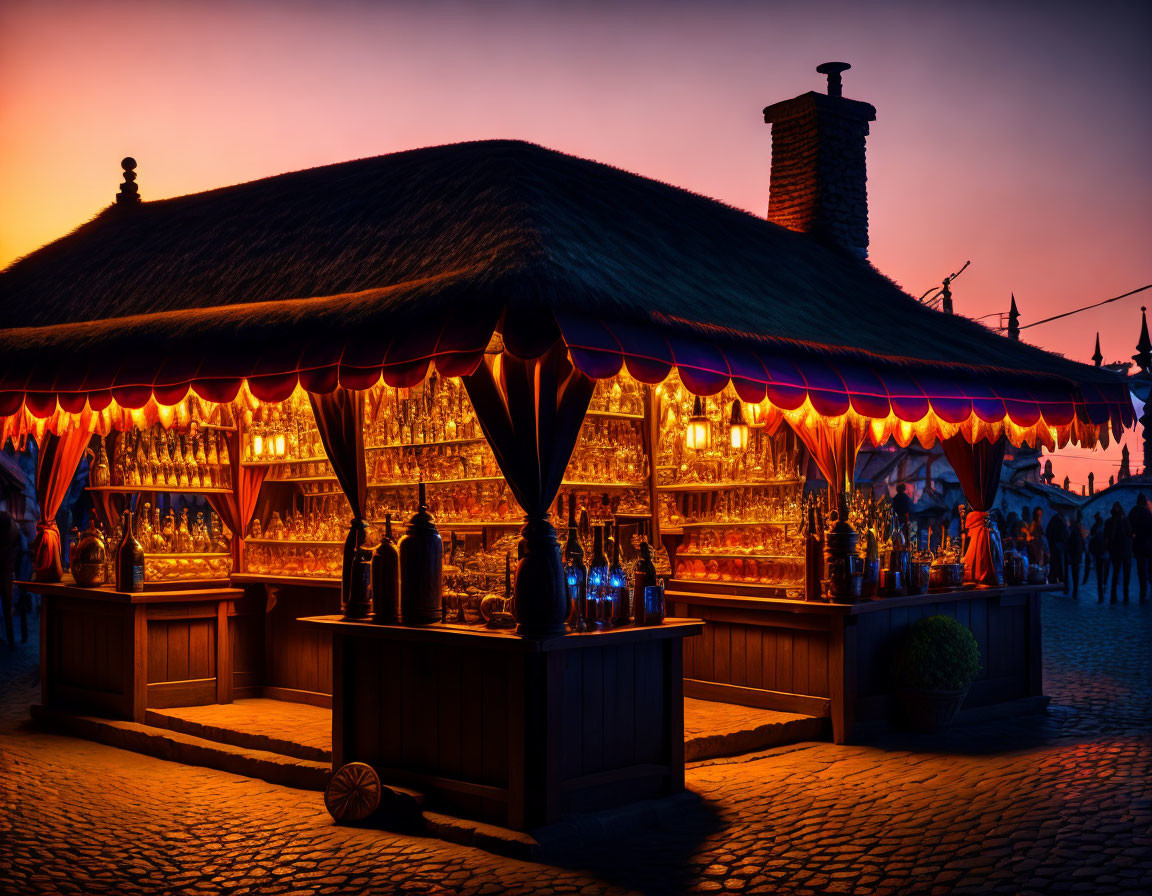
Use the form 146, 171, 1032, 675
372, 513, 401, 624
632, 540, 657, 625
115, 510, 145, 593
588, 524, 610, 630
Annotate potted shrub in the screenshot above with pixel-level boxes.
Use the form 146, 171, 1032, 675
892, 615, 982, 732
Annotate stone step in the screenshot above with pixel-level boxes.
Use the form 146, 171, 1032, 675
30, 705, 331, 791
144, 708, 331, 763
684, 698, 828, 761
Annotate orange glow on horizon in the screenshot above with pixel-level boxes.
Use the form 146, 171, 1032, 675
1, 0, 1148, 484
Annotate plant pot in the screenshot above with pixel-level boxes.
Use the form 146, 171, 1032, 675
898, 684, 970, 732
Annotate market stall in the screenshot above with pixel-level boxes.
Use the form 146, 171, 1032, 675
1, 139, 1133, 827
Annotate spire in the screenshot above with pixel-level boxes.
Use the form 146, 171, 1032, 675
116, 157, 140, 205
1134, 306, 1152, 373
1007, 294, 1020, 341
1092, 333, 1103, 367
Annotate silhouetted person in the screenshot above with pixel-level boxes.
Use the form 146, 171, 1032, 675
0, 512, 19, 650
1066, 511, 1085, 599
1105, 501, 1133, 602
1046, 510, 1069, 589
891, 483, 912, 529
1088, 514, 1109, 602
1128, 494, 1152, 601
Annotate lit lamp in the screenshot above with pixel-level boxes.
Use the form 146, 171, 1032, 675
252, 432, 264, 458
685, 396, 712, 450
274, 431, 287, 457
729, 399, 750, 450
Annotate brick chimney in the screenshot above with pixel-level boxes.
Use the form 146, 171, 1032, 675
763, 63, 876, 259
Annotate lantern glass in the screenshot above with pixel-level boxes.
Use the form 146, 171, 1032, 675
253, 434, 264, 457
685, 396, 711, 450
730, 422, 750, 450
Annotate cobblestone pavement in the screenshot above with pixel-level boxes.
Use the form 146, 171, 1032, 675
1, 594, 1149, 896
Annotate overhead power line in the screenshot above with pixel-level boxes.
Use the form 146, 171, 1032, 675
1019, 283, 1152, 330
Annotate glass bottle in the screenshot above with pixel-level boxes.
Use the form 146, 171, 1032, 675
609, 522, 628, 626
563, 499, 588, 632
372, 513, 401, 625
399, 481, 443, 626
588, 524, 609, 630
115, 510, 145, 593
632, 540, 657, 626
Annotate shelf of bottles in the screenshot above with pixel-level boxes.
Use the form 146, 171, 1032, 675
90, 405, 235, 493
654, 373, 806, 589
105, 502, 233, 583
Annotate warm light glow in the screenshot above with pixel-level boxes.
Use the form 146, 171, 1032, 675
685, 396, 711, 450
274, 433, 287, 457
729, 399, 750, 450
747, 400, 767, 429
253, 433, 264, 457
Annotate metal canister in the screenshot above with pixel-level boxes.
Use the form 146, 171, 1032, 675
372, 514, 401, 624
344, 547, 374, 620
823, 519, 860, 600
400, 482, 443, 626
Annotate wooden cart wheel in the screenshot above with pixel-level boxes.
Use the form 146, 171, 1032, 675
325, 762, 382, 823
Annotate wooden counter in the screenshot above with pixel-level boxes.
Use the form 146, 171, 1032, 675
301, 615, 703, 831
669, 582, 1054, 744
25, 579, 246, 722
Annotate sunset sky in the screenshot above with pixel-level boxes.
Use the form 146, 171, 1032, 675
2, 0, 1149, 487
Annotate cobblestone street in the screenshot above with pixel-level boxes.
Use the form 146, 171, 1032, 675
2, 594, 1149, 896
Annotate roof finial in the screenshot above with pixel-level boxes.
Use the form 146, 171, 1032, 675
815, 62, 851, 98
116, 157, 140, 205
1134, 306, 1151, 373
1092, 332, 1103, 367
1008, 293, 1020, 340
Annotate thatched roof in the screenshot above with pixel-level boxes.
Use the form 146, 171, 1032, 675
0, 140, 1131, 429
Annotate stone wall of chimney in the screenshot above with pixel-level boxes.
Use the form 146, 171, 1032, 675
764, 91, 876, 259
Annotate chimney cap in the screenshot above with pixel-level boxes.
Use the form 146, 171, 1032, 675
816, 61, 852, 97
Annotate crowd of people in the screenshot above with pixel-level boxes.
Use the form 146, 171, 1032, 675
1001, 494, 1152, 603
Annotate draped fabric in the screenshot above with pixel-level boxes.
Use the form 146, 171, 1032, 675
941, 433, 1007, 586
463, 344, 595, 636
463, 346, 594, 523
307, 388, 367, 607
791, 416, 868, 502
206, 430, 266, 570
31, 426, 94, 581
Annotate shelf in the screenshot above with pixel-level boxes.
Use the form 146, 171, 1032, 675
230, 573, 340, 588
245, 538, 344, 547
560, 480, 647, 491
241, 456, 329, 467
262, 475, 339, 484
86, 486, 234, 495
365, 437, 487, 450
677, 552, 803, 561
145, 552, 231, 560
368, 476, 506, 487
667, 520, 796, 529
370, 520, 522, 529
657, 480, 803, 492
585, 409, 645, 421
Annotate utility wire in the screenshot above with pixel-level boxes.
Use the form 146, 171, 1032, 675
1019, 283, 1152, 330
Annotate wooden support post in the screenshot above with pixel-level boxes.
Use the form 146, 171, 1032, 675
131, 603, 148, 722
216, 599, 233, 704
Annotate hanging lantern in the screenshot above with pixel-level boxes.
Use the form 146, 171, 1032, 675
685, 396, 711, 450
729, 399, 750, 450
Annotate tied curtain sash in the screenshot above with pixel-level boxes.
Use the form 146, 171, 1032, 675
206, 429, 267, 571
32, 425, 94, 581
307, 388, 367, 609
941, 433, 1007, 586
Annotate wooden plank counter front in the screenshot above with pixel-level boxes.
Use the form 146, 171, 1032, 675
27, 580, 245, 723
301, 616, 703, 832
670, 583, 1053, 744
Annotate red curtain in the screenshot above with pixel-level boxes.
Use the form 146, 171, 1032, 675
307, 388, 367, 607
792, 417, 868, 504
206, 429, 266, 571
31, 426, 94, 581
463, 344, 594, 636
941, 433, 1006, 586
